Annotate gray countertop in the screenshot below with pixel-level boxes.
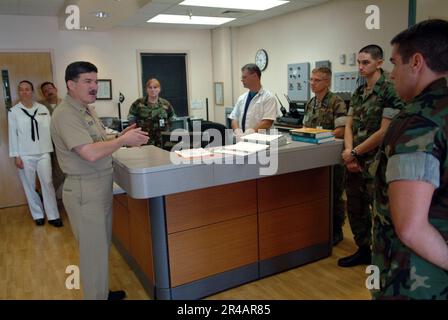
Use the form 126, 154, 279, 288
113, 139, 343, 199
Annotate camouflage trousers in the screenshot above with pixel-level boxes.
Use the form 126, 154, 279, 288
345, 169, 374, 248
333, 165, 346, 235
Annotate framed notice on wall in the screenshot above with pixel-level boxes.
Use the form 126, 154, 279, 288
97, 79, 112, 100
214, 82, 224, 106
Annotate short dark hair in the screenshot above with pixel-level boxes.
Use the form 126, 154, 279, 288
40, 81, 56, 91
65, 61, 98, 84
359, 44, 384, 60
241, 63, 261, 79
391, 19, 448, 73
19, 80, 34, 91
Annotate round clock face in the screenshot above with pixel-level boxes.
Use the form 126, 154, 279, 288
255, 49, 268, 71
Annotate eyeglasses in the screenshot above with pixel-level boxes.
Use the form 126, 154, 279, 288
241, 74, 256, 80
309, 78, 329, 83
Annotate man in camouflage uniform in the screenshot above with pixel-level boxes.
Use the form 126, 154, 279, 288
303, 67, 347, 246
128, 78, 176, 148
372, 19, 448, 299
338, 45, 403, 268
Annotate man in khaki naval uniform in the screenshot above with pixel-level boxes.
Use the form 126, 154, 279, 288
51, 61, 148, 300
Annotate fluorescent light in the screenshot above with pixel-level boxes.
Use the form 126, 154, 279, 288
147, 14, 235, 25
179, 0, 289, 11
92, 11, 110, 18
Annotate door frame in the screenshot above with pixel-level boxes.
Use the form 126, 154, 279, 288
0, 48, 56, 102
136, 49, 191, 114
0, 49, 55, 209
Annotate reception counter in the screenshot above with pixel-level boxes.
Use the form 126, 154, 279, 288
112, 140, 343, 299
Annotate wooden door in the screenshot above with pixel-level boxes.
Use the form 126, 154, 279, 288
0, 52, 53, 208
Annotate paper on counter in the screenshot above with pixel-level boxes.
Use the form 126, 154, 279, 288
242, 133, 283, 142
174, 148, 213, 159
213, 141, 269, 156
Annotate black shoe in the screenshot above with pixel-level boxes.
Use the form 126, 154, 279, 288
35, 218, 45, 226
108, 290, 126, 301
48, 218, 63, 227
332, 231, 343, 246
337, 246, 371, 267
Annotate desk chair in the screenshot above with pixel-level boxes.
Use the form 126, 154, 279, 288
197, 121, 229, 148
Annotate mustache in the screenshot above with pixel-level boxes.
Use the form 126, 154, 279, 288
89, 90, 97, 95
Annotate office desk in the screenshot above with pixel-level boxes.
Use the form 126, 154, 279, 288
112, 140, 343, 299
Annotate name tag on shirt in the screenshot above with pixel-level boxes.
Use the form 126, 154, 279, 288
159, 118, 165, 127
38, 112, 48, 116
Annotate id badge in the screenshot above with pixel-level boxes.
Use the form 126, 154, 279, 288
159, 118, 165, 128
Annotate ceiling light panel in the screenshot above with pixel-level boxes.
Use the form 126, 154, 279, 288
147, 14, 235, 25
92, 11, 110, 18
179, 0, 289, 11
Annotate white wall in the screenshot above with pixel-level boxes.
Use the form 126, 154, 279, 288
417, 0, 448, 22
211, 27, 234, 124
0, 15, 214, 119
0, 0, 411, 122
230, 0, 409, 108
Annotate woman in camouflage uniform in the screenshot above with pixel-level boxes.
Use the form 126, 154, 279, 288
127, 78, 176, 147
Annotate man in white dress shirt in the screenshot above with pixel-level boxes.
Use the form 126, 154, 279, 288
229, 64, 279, 139
8, 80, 62, 227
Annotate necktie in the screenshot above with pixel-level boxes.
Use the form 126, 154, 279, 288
20, 107, 39, 141
241, 92, 257, 132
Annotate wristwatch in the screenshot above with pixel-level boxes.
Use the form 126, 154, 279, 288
351, 148, 359, 157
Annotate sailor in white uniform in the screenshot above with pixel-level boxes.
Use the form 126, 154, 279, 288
8, 80, 62, 227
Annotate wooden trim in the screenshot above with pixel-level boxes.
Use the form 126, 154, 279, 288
168, 215, 258, 287
114, 193, 128, 208
257, 167, 330, 213
128, 197, 154, 282
165, 180, 257, 234
259, 198, 330, 260
113, 196, 130, 252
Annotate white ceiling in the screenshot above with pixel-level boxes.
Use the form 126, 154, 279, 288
0, 0, 65, 16
0, 0, 330, 31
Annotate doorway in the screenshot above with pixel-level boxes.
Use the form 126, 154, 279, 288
0, 52, 53, 208
140, 53, 189, 117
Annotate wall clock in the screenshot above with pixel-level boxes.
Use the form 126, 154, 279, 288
255, 49, 268, 71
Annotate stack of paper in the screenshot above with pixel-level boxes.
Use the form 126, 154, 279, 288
174, 148, 213, 159
213, 141, 269, 156
242, 133, 287, 146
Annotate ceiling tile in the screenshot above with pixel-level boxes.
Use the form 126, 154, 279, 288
0, 0, 331, 30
